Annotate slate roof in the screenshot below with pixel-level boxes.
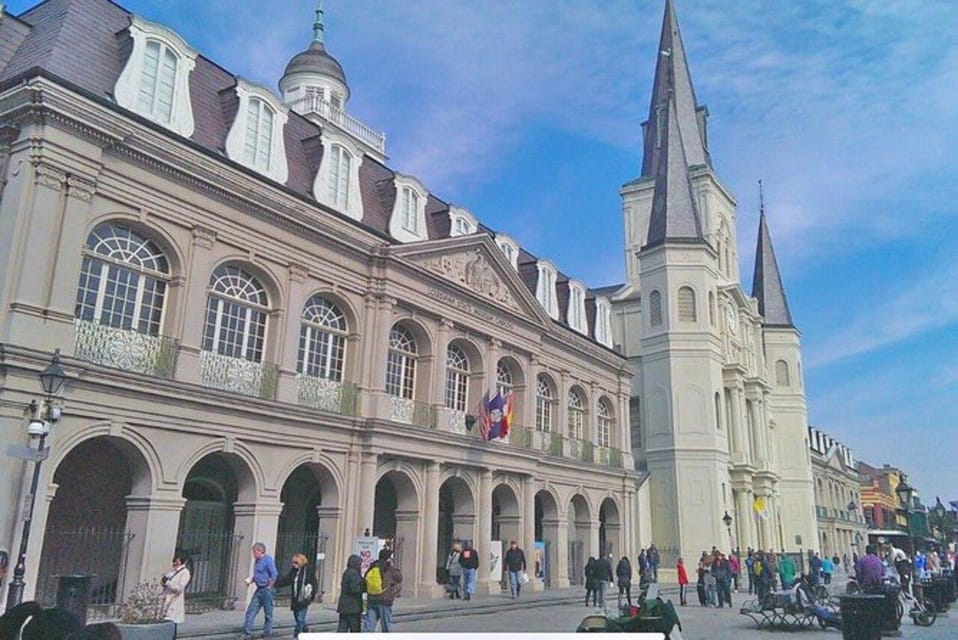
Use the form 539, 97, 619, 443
751, 211, 795, 328
283, 41, 348, 92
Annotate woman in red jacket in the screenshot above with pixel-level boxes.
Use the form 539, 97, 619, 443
677, 557, 690, 606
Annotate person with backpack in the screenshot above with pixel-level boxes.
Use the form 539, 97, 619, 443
458, 541, 479, 601
274, 553, 319, 639
364, 548, 403, 632
162, 551, 191, 635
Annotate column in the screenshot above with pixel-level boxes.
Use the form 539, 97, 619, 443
745, 489, 759, 551
174, 226, 219, 385
232, 500, 284, 602
394, 510, 421, 596
557, 370, 570, 441
728, 387, 742, 459
551, 515, 570, 589
522, 354, 539, 430
356, 452, 378, 535
477, 468, 494, 594
737, 388, 752, 464
123, 494, 186, 598
432, 320, 452, 408
419, 462, 442, 597
734, 489, 753, 551
522, 476, 542, 591
727, 387, 741, 455
315, 505, 342, 599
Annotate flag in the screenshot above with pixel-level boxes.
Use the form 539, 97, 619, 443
478, 390, 491, 440
486, 392, 508, 440
501, 391, 514, 438
753, 496, 769, 521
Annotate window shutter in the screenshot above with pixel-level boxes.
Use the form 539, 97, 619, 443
678, 287, 696, 322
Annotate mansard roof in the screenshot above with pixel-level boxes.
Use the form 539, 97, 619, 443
0, 0, 617, 349
752, 211, 795, 328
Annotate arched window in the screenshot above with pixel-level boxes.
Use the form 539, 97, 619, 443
678, 286, 696, 322
775, 359, 790, 387
714, 392, 722, 431
597, 398, 614, 448
139, 40, 178, 124
496, 362, 514, 396
649, 290, 663, 326
568, 388, 585, 440
386, 325, 417, 399
76, 222, 170, 335
535, 375, 555, 433
203, 265, 268, 361
327, 144, 351, 209
445, 344, 469, 411
244, 97, 274, 171
298, 295, 346, 381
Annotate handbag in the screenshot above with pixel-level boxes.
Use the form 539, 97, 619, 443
299, 583, 313, 603
519, 571, 530, 585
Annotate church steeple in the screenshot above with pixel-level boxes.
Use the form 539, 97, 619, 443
645, 95, 704, 247
641, 0, 710, 178
313, 1, 325, 44
752, 184, 795, 327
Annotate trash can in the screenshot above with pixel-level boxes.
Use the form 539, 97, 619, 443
876, 582, 901, 632
55, 574, 94, 627
839, 594, 884, 640
932, 576, 951, 611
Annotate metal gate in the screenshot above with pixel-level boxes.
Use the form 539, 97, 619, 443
176, 529, 244, 613
37, 527, 134, 621
273, 531, 328, 606
568, 540, 584, 586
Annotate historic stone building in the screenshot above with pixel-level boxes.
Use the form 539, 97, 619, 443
609, 0, 818, 566
808, 426, 868, 562
0, 0, 639, 612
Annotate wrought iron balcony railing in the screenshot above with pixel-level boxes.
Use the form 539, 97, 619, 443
388, 396, 435, 428
297, 375, 358, 416
200, 351, 278, 400
74, 319, 177, 378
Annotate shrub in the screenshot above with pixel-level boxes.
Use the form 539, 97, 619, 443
119, 581, 167, 624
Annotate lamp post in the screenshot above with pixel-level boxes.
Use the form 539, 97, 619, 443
932, 497, 947, 545
722, 510, 733, 551
894, 475, 915, 556
5, 350, 65, 609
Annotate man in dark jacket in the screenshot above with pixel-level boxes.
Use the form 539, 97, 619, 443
503, 541, 527, 598
365, 548, 403, 632
274, 553, 319, 639
458, 541, 480, 600
336, 554, 365, 632
594, 554, 615, 609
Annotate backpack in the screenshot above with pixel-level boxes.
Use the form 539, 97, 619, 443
366, 565, 385, 596
754, 561, 763, 575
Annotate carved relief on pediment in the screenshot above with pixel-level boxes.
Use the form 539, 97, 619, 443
421, 249, 520, 311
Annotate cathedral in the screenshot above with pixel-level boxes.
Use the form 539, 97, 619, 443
0, 0, 815, 614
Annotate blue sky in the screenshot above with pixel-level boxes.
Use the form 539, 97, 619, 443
10, 1, 956, 506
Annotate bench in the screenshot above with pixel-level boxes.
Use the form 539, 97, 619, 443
739, 591, 819, 630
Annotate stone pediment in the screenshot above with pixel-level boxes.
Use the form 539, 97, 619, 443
392, 237, 550, 324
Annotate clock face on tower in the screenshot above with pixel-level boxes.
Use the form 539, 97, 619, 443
725, 303, 737, 333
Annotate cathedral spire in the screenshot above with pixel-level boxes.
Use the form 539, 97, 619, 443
313, 1, 325, 44
641, 0, 710, 178
645, 95, 704, 247
752, 182, 795, 327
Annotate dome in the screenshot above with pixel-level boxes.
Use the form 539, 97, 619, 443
281, 41, 349, 97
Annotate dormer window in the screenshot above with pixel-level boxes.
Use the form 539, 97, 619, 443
567, 281, 587, 334
388, 175, 429, 242
114, 16, 197, 137
313, 131, 364, 221
496, 234, 519, 270
536, 261, 559, 319
224, 79, 290, 183
594, 296, 614, 348
449, 206, 477, 238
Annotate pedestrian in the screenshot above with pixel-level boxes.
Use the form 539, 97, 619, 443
696, 554, 707, 606
445, 543, 463, 599
615, 556, 632, 608
274, 553, 319, 639
821, 554, 834, 585
676, 557, 689, 606
648, 544, 660, 581
703, 556, 717, 606
162, 551, 191, 637
458, 541, 479, 601
712, 553, 731, 607
729, 551, 740, 593
637, 549, 648, 577
745, 549, 755, 595
594, 553, 614, 610
778, 553, 796, 588
241, 542, 278, 640
754, 551, 771, 605
504, 541, 527, 599
336, 554, 365, 632
365, 548, 403, 632
808, 552, 822, 587
584, 556, 598, 607
854, 545, 885, 593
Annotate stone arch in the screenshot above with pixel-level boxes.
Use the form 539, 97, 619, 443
374, 465, 422, 576
37, 433, 154, 608
599, 496, 622, 559
437, 472, 477, 565
492, 482, 521, 547
535, 488, 560, 588
49, 422, 158, 495
176, 439, 263, 502
84, 212, 187, 278
208, 255, 286, 316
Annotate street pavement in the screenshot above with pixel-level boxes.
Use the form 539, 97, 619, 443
177, 572, 957, 639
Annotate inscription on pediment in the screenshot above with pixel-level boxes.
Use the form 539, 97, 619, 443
421, 250, 520, 311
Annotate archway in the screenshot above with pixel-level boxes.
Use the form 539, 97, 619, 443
373, 469, 419, 579
599, 497, 621, 559
176, 452, 255, 612
37, 436, 150, 612
568, 494, 592, 586
437, 475, 475, 583
534, 490, 559, 587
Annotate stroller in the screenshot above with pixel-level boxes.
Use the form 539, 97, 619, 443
577, 596, 681, 638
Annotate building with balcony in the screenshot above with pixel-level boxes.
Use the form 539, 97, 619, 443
0, 0, 638, 613
808, 427, 868, 561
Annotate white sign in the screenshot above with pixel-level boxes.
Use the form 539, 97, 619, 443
353, 536, 383, 575
488, 540, 502, 583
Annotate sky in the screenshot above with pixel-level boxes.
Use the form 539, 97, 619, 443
9, 0, 957, 507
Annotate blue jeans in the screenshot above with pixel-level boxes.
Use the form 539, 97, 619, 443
244, 587, 274, 635
293, 606, 308, 636
508, 570, 522, 597
464, 568, 477, 595
365, 603, 393, 632
597, 580, 608, 608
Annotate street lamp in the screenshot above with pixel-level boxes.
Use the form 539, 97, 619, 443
722, 510, 733, 550
895, 475, 915, 555
5, 350, 65, 609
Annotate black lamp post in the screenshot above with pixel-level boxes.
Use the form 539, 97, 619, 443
6, 350, 65, 609
894, 475, 915, 555
932, 497, 947, 544
722, 510, 733, 550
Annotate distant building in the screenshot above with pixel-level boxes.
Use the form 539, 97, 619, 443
808, 427, 867, 560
